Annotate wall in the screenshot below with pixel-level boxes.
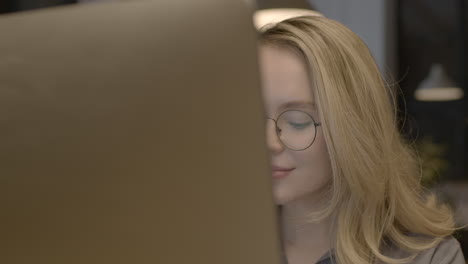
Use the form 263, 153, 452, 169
310, 0, 397, 79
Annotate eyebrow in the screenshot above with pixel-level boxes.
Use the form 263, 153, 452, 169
278, 101, 316, 111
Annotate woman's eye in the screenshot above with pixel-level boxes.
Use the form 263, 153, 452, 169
288, 121, 313, 129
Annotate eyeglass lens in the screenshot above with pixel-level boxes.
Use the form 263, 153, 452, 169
276, 110, 317, 150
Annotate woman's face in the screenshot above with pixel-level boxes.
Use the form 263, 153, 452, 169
259, 45, 332, 205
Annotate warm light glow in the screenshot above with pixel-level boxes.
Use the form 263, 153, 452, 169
253, 8, 323, 30
414, 63, 464, 101
414, 87, 464, 101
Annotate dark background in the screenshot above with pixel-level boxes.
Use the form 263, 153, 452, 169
397, 0, 467, 182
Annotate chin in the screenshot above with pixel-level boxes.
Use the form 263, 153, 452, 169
272, 182, 303, 205
272, 190, 296, 205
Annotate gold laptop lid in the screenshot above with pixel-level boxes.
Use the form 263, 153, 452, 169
0, 1, 281, 263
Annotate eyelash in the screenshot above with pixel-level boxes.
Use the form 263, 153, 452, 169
288, 121, 313, 129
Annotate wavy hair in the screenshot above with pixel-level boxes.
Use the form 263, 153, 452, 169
259, 16, 456, 264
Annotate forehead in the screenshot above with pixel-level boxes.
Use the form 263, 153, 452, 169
259, 45, 314, 111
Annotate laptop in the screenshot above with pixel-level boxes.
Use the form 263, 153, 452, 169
0, 1, 282, 263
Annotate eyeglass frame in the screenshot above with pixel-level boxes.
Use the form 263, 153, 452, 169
265, 110, 321, 151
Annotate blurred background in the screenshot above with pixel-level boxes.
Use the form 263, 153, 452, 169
1, 0, 467, 259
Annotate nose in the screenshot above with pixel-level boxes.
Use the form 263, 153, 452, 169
265, 119, 285, 154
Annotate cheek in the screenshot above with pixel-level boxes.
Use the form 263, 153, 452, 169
294, 136, 331, 178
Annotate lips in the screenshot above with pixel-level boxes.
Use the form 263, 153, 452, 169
271, 165, 294, 179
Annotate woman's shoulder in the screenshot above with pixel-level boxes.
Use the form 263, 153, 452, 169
383, 236, 465, 264
414, 236, 465, 264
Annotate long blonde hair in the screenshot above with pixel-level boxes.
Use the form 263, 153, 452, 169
259, 16, 456, 264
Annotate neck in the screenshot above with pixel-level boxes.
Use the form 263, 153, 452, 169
279, 195, 334, 264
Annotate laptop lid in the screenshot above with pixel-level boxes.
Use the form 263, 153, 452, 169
0, 1, 281, 263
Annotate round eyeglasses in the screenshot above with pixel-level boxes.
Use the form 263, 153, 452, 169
266, 110, 321, 151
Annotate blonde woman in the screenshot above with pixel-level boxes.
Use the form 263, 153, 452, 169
258, 15, 466, 264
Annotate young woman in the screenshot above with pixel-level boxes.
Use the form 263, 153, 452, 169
258, 14, 465, 264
